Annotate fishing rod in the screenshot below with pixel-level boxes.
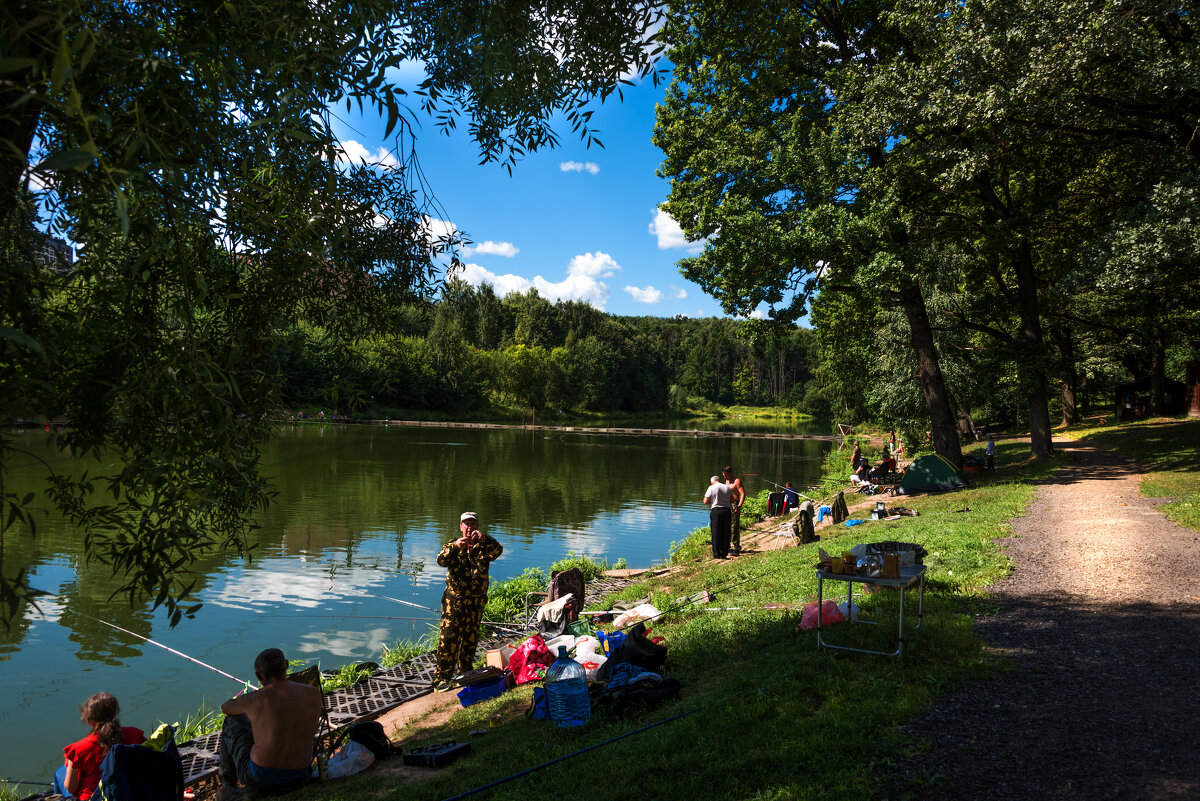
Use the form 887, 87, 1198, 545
742, 473, 816, 502
79, 613, 254, 687
442, 704, 709, 801
360, 591, 436, 612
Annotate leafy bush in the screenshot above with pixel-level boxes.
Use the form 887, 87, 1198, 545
668, 526, 711, 564
483, 566, 550, 622
549, 551, 613, 581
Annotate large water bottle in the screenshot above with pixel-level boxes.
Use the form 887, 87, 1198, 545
544, 646, 590, 728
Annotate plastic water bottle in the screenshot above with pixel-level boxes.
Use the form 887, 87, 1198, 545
544, 646, 590, 728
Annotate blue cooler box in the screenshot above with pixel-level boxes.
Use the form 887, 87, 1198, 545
457, 676, 507, 707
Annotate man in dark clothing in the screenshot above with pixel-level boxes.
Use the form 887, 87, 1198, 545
433, 512, 503, 691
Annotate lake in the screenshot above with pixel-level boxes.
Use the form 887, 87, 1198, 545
0, 422, 830, 786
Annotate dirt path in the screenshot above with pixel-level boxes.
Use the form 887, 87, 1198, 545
889, 439, 1200, 800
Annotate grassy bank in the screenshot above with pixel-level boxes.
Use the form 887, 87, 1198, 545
276, 438, 1060, 801
1058, 416, 1200, 532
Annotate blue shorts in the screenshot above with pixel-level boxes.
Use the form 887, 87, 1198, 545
248, 760, 308, 789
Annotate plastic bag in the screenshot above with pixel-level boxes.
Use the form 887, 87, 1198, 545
612, 603, 661, 629
315, 740, 374, 779
508, 634, 554, 685
573, 636, 602, 660
837, 601, 860, 621
798, 600, 844, 631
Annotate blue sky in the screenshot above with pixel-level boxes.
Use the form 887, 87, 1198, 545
329, 65, 732, 319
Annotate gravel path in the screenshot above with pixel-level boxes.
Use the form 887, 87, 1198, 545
888, 439, 1200, 800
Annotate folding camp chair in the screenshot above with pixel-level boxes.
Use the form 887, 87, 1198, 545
523, 567, 586, 634
767, 522, 799, 550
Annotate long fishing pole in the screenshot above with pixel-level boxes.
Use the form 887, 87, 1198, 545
79, 613, 253, 687
743, 473, 815, 502
296, 614, 529, 637
360, 591, 435, 612
441, 704, 709, 801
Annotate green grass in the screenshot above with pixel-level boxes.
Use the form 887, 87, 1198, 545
284, 447, 1062, 801
0, 782, 27, 801
380, 632, 438, 668
1057, 417, 1200, 532
162, 701, 223, 742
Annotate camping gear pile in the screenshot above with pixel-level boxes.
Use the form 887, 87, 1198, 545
474, 591, 682, 727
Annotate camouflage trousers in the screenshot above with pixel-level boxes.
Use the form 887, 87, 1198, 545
434, 590, 486, 682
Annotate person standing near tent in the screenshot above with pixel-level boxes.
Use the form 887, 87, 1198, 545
722, 465, 746, 555
433, 512, 503, 692
986, 435, 996, 470
703, 475, 733, 559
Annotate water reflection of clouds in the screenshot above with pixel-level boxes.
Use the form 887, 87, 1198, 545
210, 565, 388, 612
295, 626, 392, 658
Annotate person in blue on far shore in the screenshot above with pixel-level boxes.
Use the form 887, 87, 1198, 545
783, 481, 801, 511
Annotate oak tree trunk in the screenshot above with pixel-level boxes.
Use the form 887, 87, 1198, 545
898, 280, 963, 467
1013, 242, 1054, 458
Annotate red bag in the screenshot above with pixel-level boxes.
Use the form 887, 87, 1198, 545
508, 634, 554, 684
798, 600, 844, 631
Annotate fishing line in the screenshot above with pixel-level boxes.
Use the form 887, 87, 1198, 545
440, 704, 710, 801
78, 613, 254, 687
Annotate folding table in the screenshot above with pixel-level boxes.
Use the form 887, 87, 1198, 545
816, 564, 925, 656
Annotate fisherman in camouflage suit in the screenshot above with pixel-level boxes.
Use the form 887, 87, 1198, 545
433, 511, 503, 691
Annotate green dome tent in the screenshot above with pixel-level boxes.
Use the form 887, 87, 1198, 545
896, 454, 967, 495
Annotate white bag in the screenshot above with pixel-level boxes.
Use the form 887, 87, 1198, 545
316, 740, 375, 779
613, 603, 661, 629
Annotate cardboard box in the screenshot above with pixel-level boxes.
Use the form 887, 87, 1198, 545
485, 645, 514, 670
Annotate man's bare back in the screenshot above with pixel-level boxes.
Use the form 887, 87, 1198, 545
221, 679, 321, 771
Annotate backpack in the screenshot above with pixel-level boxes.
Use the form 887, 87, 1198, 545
96, 740, 184, 801
347, 721, 394, 761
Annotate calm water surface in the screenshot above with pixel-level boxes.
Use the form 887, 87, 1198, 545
0, 423, 829, 785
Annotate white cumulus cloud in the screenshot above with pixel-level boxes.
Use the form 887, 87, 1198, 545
464, 240, 519, 258
337, 139, 399, 169
650, 208, 704, 254
624, 285, 664, 304
671, 286, 688, 300
560, 160, 600, 175
454, 251, 620, 309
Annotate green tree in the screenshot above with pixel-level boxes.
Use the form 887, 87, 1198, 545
0, 0, 663, 624
654, 1, 965, 464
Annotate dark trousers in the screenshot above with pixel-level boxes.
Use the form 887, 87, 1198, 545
710, 507, 732, 558
219, 713, 254, 789
987, 453, 995, 470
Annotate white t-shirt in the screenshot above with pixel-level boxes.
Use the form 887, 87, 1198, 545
704, 482, 733, 508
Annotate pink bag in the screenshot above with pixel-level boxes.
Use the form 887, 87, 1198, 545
798, 600, 844, 631
508, 635, 554, 684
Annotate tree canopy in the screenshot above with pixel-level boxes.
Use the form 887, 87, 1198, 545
0, 0, 664, 625
654, 0, 1200, 461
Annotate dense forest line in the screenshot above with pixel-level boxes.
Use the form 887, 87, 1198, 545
277, 279, 822, 416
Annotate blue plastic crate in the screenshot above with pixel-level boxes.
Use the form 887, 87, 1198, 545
456, 676, 507, 707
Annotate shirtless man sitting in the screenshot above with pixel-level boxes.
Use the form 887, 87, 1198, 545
218, 648, 322, 798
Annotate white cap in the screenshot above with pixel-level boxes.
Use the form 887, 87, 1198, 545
460, 511, 478, 523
